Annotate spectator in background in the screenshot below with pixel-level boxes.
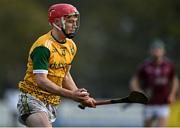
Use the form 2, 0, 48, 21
130, 39, 179, 127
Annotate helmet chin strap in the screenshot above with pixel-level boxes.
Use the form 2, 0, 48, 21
52, 23, 62, 31
61, 28, 76, 39
52, 23, 75, 39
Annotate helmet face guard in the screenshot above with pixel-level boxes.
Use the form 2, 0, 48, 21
61, 26, 77, 39
61, 13, 80, 39
48, 4, 80, 38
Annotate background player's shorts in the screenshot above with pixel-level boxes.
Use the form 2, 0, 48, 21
144, 105, 169, 119
17, 92, 57, 125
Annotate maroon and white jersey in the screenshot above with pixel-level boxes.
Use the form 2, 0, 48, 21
136, 58, 176, 105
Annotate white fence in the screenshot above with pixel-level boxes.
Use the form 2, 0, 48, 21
54, 99, 144, 127
0, 98, 145, 127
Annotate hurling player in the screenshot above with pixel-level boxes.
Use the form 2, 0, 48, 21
17, 3, 96, 127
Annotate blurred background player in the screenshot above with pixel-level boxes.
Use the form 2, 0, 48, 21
17, 3, 96, 127
130, 39, 179, 127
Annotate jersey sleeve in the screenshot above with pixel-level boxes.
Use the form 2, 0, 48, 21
30, 46, 50, 74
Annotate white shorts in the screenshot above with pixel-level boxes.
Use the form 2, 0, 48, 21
17, 92, 57, 125
144, 105, 170, 119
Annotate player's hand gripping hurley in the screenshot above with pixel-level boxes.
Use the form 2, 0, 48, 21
78, 91, 148, 109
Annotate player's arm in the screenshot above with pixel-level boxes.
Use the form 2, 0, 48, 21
130, 63, 145, 93
31, 46, 89, 102
63, 69, 96, 107
168, 75, 179, 103
62, 66, 78, 91
34, 73, 89, 102
130, 75, 143, 92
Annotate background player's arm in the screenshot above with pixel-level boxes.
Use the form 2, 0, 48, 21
130, 75, 143, 92
168, 75, 179, 103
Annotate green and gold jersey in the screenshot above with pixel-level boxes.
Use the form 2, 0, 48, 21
18, 31, 77, 106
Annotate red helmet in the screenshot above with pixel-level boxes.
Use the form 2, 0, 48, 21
48, 3, 79, 38
48, 3, 79, 25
